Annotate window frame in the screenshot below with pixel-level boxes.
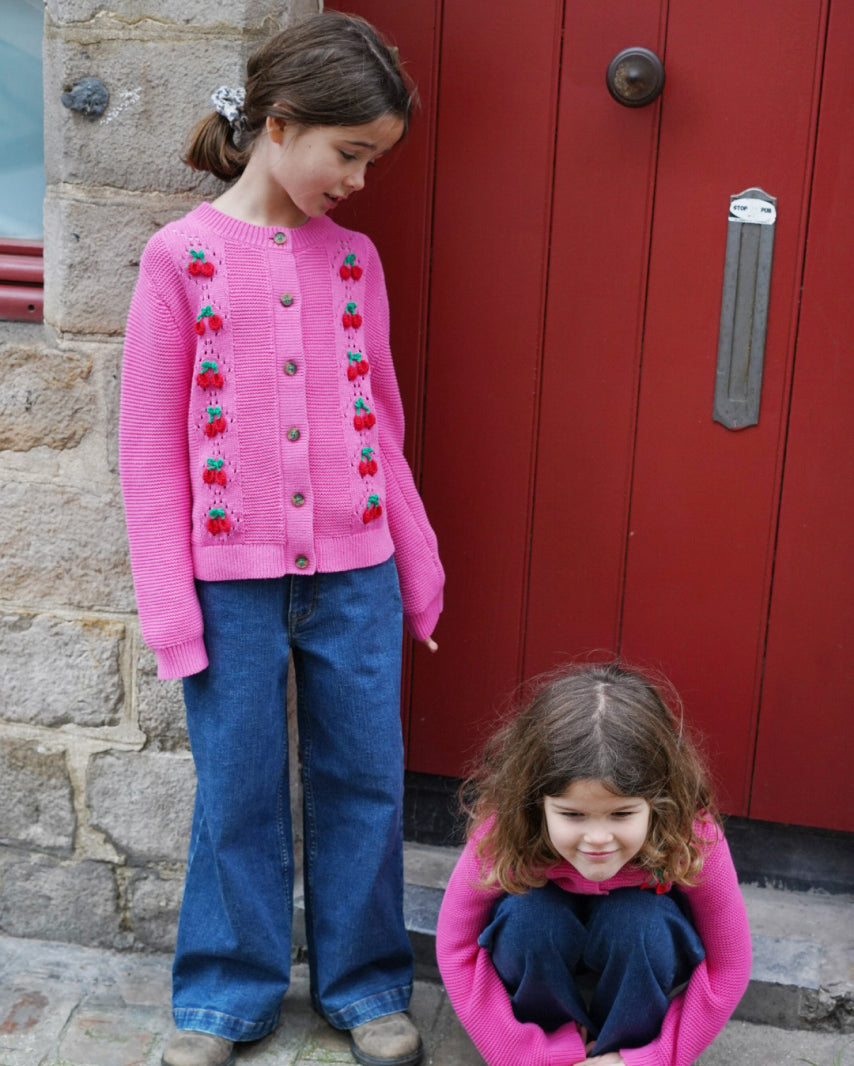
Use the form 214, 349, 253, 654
0, 238, 44, 321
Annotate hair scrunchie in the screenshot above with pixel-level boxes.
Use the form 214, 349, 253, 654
210, 86, 248, 131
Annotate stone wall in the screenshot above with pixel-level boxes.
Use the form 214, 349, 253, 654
0, 0, 316, 952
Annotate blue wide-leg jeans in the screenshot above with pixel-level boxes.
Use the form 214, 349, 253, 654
172, 559, 413, 1042
478, 882, 706, 1055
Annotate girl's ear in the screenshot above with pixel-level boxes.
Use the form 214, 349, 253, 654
266, 115, 287, 144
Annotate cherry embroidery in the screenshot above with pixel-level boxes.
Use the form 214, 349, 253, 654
339, 253, 363, 281
196, 360, 224, 388
641, 871, 671, 894
188, 249, 215, 277
204, 405, 226, 437
347, 350, 369, 380
359, 446, 378, 477
353, 397, 376, 431
203, 458, 227, 486
362, 494, 382, 524
195, 305, 223, 334
206, 507, 231, 534
342, 301, 363, 329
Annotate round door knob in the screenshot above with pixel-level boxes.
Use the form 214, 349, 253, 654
606, 47, 665, 107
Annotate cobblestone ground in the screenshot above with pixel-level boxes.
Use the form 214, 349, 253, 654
0, 934, 852, 1066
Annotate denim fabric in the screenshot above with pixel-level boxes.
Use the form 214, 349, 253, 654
479, 882, 706, 1055
173, 559, 413, 1042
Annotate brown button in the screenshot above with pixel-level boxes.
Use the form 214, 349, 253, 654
287, 427, 300, 442
284, 361, 297, 376
280, 293, 294, 307
292, 493, 305, 507
273, 232, 287, 245
295, 555, 309, 569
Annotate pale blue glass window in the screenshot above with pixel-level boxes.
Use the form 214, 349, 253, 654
0, 0, 44, 238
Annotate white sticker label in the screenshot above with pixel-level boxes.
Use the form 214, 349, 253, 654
729, 197, 776, 225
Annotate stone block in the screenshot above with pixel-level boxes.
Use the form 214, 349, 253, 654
45, 0, 314, 30
42, 191, 197, 336
0, 739, 76, 854
126, 868, 183, 952
0, 612, 124, 729
0, 848, 126, 949
87, 750, 195, 863
0, 334, 93, 453
45, 30, 239, 195
0, 481, 135, 612
137, 645, 189, 752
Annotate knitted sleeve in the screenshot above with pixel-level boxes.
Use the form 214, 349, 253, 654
361, 240, 444, 641
436, 835, 588, 1066
620, 823, 752, 1066
119, 234, 208, 679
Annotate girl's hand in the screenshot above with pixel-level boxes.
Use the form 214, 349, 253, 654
421, 636, 438, 653
576, 1055, 626, 1065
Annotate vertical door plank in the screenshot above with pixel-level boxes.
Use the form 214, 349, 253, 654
524, 1, 666, 679
619, 0, 826, 812
750, 0, 854, 831
406, 0, 564, 775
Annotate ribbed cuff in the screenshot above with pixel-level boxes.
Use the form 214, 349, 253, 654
156, 636, 208, 679
405, 589, 443, 643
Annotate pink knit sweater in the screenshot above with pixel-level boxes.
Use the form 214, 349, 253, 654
120, 203, 444, 679
436, 819, 752, 1066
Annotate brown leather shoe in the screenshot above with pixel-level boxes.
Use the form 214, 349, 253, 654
348, 1012, 423, 1066
161, 1030, 235, 1066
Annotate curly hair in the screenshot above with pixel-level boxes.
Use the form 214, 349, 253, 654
462, 662, 719, 893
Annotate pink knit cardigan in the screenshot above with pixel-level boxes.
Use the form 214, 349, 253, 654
436, 819, 752, 1066
120, 203, 444, 679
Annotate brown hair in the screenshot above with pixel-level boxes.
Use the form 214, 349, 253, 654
463, 662, 719, 892
184, 11, 416, 182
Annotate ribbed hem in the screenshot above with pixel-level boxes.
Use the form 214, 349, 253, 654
156, 637, 208, 680
191, 533, 395, 582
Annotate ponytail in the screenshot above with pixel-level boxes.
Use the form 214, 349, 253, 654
183, 111, 250, 182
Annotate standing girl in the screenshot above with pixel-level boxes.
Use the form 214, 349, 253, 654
119, 13, 443, 1066
436, 663, 751, 1066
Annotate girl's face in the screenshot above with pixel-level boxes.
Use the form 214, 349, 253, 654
543, 778, 651, 882
265, 113, 404, 225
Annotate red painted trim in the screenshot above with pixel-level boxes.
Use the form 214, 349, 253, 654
0, 238, 44, 322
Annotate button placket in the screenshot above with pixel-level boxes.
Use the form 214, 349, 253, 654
271, 240, 313, 573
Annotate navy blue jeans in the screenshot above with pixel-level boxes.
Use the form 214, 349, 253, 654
173, 559, 413, 1041
478, 882, 705, 1055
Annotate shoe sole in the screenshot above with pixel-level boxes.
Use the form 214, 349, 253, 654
347, 1034, 424, 1066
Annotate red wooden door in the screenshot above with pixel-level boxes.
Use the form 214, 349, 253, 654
330, 0, 852, 831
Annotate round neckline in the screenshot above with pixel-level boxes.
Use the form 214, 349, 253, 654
193, 202, 333, 249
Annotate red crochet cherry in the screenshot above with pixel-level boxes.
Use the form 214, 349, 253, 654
343, 301, 362, 329
358, 447, 378, 477
206, 507, 231, 534
347, 351, 369, 380
196, 305, 222, 333
204, 406, 226, 437
188, 250, 216, 277
203, 458, 227, 485
362, 494, 382, 523
196, 360, 224, 388
353, 398, 374, 431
